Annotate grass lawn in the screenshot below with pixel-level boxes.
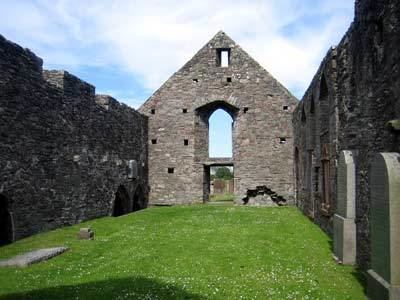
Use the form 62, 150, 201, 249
209, 193, 234, 202
0, 205, 365, 299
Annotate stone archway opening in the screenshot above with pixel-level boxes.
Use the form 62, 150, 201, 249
0, 194, 13, 246
195, 101, 239, 203
208, 109, 234, 158
195, 100, 239, 160
132, 185, 144, 212
112, 185, 130, 217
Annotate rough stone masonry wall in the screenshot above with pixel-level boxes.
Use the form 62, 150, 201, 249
140, 31, 297, 204
292, 48, 339, 235
0, 35, 148, 241
293, 0, 400, 270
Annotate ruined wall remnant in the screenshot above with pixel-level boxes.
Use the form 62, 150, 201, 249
293, 0, 400, 269
0, 34, 148, 241
140, 31, 297, 204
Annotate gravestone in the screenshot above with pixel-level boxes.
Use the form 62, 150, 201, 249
333, 150, 356, 264
367, 153, 400, 300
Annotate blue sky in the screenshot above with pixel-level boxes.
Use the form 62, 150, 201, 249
209, 110, 233, 157
0, 0, 354, 156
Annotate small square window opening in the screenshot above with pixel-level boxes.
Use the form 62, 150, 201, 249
192, 78, 198, 83
243, 107, 249, 113
168, 168, 174, 174
184, 139, 189, 146
227, 77, 232, 83
182, 108, 188, 113
217, 48, 231, 67
283, 106, 289, 111
151, 139, 157, 144
151, 109, 155, 114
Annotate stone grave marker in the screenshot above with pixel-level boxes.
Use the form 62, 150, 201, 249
333, 150, 356, 264
367, 153, 400, 300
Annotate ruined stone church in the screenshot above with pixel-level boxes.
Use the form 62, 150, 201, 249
1, 0, 400, 297
139, 31, 297, 205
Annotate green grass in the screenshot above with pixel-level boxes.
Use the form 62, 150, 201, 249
209, 193, 234, 202
0, 206, 365, 299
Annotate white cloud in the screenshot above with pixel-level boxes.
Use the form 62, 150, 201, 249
0, 0, 354, 101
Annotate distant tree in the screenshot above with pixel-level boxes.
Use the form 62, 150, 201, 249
215, 167, 233, 180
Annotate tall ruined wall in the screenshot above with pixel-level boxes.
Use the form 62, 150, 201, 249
292, 49, 339, 234
0, 35, 148, 241
140, 31, 297, 204
293, 0, 400, 269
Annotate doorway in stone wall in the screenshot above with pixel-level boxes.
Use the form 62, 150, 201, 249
0, 195, 13, 245
112, 185, 131, 217
196, 100, 239, 203
204, 164, 234, 203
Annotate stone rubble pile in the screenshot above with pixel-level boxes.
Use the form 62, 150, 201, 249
242, 185, 287, 206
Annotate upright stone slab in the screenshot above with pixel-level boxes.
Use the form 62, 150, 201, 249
367, 153, 400, 300
333, 150, 356, 264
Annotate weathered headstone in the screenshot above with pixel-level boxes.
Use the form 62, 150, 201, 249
78, 228, 94, 240
367, 153, 400, 300
333, 150, 356, 264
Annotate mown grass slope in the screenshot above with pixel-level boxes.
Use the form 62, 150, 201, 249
0, 206, 365, 299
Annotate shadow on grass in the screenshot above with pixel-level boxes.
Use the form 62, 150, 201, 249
327, 238, 367, 294
351, 269, 368, 294
328, 240, 334, 252
0, 276, 206, 300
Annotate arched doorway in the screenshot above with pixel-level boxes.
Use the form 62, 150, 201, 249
132, 185, 144, 212
112, 185, 130, 217
0, 195, 13, 245
195, 100, 239, 202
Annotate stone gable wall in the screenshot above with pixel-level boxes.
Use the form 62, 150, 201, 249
0, 34, 148, 241
140, 32, 297, 204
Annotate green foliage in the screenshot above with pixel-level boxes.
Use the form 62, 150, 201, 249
214, 167, 233, 179
0, 206, 365, 299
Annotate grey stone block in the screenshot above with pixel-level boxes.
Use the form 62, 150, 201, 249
78, 228, 94, 240
0, 247, 68, 267
333, 214, 356, 264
